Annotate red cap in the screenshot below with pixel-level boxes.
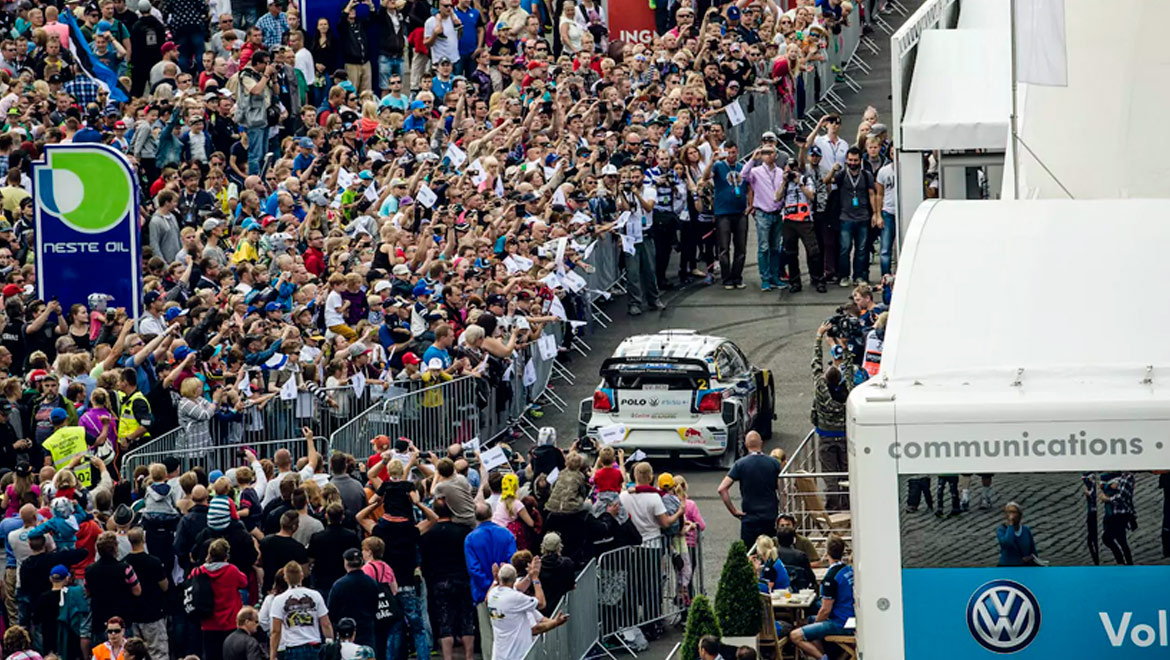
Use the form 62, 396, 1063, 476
527, 60, 545, 71
402, 352, 421, 366
161, 41, 177, 53
28, 369, 47, 383
1, 284, 21, 298
371, 435, 391, 449
113, 120, 126, 129
261, 215, 277, 227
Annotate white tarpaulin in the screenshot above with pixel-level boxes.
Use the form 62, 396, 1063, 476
900, 30, 1010, 151
1014, 0, 1068, 86
883, 199, 1170, 380
957, 0, 1008, 29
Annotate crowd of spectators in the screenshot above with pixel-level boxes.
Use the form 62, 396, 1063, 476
0, 0, 873, 657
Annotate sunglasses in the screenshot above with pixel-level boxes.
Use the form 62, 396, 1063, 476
107, 629, 123, 634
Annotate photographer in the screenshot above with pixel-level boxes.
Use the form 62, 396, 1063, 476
235, 51, 274, 176
775, 157, 823, 293
812, 321, 855, 512
615, 165, 662, 316
741, 142, 786, 292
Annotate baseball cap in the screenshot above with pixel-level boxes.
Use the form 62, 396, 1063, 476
657, 473, 675, 489
264, 301, 284, 313
1, 284, 21, 298
808, 145, 823, 157
49, 565, 70, 581
426, 358, 444, 370
143, 290, 161, 305
161, 41, 177, 54
299, 137, 313, 149
336, 617, 357, 636
401, 352, 421, 366
392, 263, 411, 276
172, 345, 193, 362
347, 342, 372, 358
114, 120, 126, 130
242, 219, 262, 232
371, 434, 391, 449
527, 60, 546, 71
727, 5, 740, 19
412, 283, 434, 297
343, 548, 362, 564
27, 369, 47, 384
202, 218, 222, 232
409, 100, 426, 111
373, 280, 391, 294
600, 164, 619, 176
761, 131, 778, 142
164, 307, 188, 322
358, 169, 374, 180
486, 293, 507, 308
49, 408, 68, 424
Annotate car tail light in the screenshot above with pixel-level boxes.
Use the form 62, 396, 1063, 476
593, 390, 613, 412
697, 391, 722, 413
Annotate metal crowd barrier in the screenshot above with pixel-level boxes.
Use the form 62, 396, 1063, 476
121, 430, 329, 477
330, 376, 482, 457
596, 533, 706, 651
522, 560, 600, 660
779, 429, 852, 554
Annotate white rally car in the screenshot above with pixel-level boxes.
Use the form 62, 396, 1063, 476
578, 330, 775, 467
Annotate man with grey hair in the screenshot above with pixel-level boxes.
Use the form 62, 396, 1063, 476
486, 562, 568, 660
210, 14, 245, 58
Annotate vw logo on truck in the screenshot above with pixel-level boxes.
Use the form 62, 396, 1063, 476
966, 580, 1041, 653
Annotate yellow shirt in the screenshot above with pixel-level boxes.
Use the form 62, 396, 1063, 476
0, 185, 29, 215
231, 238, 259, 264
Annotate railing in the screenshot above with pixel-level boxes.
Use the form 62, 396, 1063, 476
522, 560, 600, 660
597, 532, 706, 650
329, 376, 483, 457
780, 429, 852, 555
121, 428, 329, 477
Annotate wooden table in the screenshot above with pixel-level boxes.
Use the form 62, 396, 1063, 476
772, 589, 817, 624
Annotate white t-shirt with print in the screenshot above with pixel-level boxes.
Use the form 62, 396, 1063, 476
271, 586, 329, 649
487, 585, 541, 660
876, 162, 896, 215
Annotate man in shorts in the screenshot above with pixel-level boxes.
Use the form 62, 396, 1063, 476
790, 536, 854, 659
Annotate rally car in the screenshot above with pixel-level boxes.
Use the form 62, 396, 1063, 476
578, 330, 775, 467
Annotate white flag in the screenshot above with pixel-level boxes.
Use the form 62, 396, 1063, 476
1015, 0, 1067, 86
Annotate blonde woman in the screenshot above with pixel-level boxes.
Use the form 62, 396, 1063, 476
749, 534, 790, 592
176, 377, 217, 455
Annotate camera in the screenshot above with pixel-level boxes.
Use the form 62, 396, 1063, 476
785, 171, 797, 182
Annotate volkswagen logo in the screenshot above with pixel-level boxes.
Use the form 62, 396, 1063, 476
966, 579, 1041, 653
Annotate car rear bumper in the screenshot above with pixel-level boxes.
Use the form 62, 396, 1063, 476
583, 420, 729, 457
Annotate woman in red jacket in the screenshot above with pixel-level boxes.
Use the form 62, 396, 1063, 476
194, 538, 249, 660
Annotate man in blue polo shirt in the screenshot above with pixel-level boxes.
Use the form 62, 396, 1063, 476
791, 536, 854, 660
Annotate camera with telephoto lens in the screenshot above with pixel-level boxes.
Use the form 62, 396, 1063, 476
785, 171, 797, 182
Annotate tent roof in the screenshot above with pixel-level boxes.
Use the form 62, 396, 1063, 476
957, 0, 1008, 29
881, 199, 1170, 385
900, 30, 1010, 151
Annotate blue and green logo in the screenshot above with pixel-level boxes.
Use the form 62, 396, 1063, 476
35, 148, 133, 234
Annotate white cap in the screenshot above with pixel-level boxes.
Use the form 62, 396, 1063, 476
600, 164, 619, 176
374, 280, 392, 293
426, 357, 444, 370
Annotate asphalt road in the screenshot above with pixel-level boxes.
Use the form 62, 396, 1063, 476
538, 1, 923, 599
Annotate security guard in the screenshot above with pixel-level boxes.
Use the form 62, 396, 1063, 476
41, 408, 96, 488
116, 368, 153, 450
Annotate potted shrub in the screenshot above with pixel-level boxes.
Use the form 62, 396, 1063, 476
680, 594, 721, 660
715, 540, 762, 650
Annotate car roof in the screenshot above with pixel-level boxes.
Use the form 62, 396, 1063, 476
611, 330, 730, 360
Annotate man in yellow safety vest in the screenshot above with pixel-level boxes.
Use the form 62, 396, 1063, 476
116, 368, 153, 450
42, 407, 110, 488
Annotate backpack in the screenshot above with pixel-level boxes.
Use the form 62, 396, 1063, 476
182, 568, 215, 618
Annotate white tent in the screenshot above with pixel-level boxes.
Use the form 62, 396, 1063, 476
899, 30, 1010, 151
957, 0, 1008, 29
883, 198, 1170, 379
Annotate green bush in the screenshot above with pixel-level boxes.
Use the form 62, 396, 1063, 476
715, 540, 762, 636
681, 594, 721, 660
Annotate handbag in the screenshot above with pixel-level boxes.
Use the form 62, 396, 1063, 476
372, 564, 403, 625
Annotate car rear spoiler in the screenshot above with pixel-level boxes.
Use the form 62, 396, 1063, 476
600, 356, 711, 376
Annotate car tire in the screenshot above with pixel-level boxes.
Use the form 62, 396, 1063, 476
752, 377, 776, 440
716, 424, 743, 470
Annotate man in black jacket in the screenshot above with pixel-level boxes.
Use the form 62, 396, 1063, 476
326, 549, 379, 649
173, 485, 210, 574
223, 607, 267, 660
375, 0, 408, 96
338, 0, 373, 93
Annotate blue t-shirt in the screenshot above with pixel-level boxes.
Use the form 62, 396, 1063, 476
293, 152, 315, 175
431, 76, 453, 103
453, 6, 480, 56
403, 114, 428, 134
712, 160, 747, 216
821, 563, 855, 626
422, 345, 451, 368
1, 516, 25, 567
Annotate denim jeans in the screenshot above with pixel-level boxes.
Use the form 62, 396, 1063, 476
378, 55, 403, 94
879, 210, 896, 275
838, 218, 870, 282
754, 210, 783, 287
244, 125, 268, 175
387, 587, 431, 660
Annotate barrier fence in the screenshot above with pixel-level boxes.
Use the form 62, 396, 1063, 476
779, 429, 852, 553
523, 532, 706, 660
121, 430, 329, 477
523, 560, 601, 660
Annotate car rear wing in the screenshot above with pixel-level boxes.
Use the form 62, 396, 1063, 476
599, 356, 712, 378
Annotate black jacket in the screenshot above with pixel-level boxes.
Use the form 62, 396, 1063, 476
223, 628, 267, 660
173, 504, 209, 572
338, 14, 370, 64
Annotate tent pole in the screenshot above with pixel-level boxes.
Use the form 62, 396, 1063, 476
1009, 0, 1020, 199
